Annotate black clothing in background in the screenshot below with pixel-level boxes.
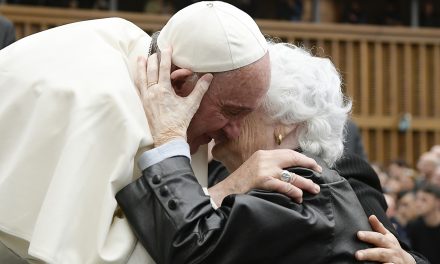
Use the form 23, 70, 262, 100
407, 218, 440, 264
0, 16, 16, 50
343, 119, 367, 161
117, 0, 148, 12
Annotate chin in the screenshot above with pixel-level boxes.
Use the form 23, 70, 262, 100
212, 141, 239, 171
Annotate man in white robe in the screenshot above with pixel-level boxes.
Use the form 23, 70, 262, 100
0, 2, 319, 263
0, 17, 156, 263
0, 1, 271, 262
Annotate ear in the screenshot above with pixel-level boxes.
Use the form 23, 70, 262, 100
171, 68, 196, 97
275, 124, 301, 149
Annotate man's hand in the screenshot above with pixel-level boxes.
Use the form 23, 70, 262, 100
209, 149, 322, 205
355, 215, 416, 264
136, 49, 213, 146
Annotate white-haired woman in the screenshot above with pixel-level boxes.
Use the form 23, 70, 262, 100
117, 43, 427, 264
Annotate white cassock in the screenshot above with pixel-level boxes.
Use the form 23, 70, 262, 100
0, 18, 207, 264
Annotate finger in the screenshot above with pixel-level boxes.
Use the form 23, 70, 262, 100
188, 73, 213, 109
146, 53, 159, 85
265, 179, 303, 203
355, 248, 394, 262
275, 149, 322, 173
357, 231, 393, 248
368, 215, 389, 235
289, 173, 320, 194
158, 47, 172, 84
136, 56, 148, 96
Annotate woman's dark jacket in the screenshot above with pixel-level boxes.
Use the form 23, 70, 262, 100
115, 153, 391, 264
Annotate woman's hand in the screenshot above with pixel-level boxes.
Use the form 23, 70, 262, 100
209, 149, 322, 205
356, 215, 416, 264
136, 50, 213, 147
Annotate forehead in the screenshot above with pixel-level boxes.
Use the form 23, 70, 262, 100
210, 67, 269, 109
417, 191, 436, 199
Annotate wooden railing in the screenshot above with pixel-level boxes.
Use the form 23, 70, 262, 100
1, 4, 440, 166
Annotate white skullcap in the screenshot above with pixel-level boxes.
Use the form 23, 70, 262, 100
157, 1, 267, 72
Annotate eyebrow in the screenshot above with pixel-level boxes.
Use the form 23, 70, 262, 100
222, 104, 254, 114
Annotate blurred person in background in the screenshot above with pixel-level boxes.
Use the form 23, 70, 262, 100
396, 191, 419, 227
385, 176, 403, 194
343, 119, 368, 160
430, 165, 440, 187
117, 0, 148, 12
384, 192, 410, 246
417, 152, 440, 183
342, 0, 367, 24
407, 184, 440, 264
276, 0, 303, 22
371, 162, 389, 188
384, 193, 396, 219
430, 145, 440, 160
0, 15, 15, 50
381, 0, 403, 25
399, 168, 417, 192
420, 0, 440, 27
392, 191, 418, 246
388, 159, 410, 179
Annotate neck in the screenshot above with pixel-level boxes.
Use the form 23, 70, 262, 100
423, 210, 440, 227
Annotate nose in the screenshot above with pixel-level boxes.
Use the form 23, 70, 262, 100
223, 119, 241, 139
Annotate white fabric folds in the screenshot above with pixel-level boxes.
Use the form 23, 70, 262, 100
0, 18, 154, 263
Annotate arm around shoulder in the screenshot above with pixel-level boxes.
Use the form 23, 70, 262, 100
116, 156, 226, 264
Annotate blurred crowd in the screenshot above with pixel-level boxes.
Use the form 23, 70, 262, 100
372, 145, 440, 263
3, 0, 440, 27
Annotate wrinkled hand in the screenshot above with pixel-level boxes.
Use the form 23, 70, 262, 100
209, 149, 322, 205
356, 215, 416, 264
136, 49, 213, 146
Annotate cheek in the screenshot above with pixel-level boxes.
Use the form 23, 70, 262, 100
237, 118, 270, 160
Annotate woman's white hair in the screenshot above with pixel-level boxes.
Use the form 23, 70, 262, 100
263, 42, 352, 166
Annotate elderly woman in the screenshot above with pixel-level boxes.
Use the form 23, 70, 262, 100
117, 43, 426, 263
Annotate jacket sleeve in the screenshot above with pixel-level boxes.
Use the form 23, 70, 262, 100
335, 155, 431, 264
115, 156, 227, 264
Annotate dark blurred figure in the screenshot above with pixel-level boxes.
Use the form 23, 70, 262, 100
0, 15, 15, 50
389, 191, 419, 247
342, 0, 367, 24
76, 0, 97, 9
431, 166, 440, 187
381, 0, 403, 25
276, 0, 303, 21
228, 0, 256, 17
420, 0, 440, 27
417, 152, 439, 183
43, 0, 72, 7
384, 192, 412, 246
172, 0, 198, 12
344, 119, 367, 160
6, 0, 43, 5
117, 0, 148, 12
407, 184, 440, 264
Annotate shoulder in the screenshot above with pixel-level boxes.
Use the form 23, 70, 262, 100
334, 154, 382, 192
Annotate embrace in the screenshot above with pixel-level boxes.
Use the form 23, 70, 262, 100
0, 1, 429, 264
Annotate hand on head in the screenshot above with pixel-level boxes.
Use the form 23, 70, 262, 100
136, 48, 213, 147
